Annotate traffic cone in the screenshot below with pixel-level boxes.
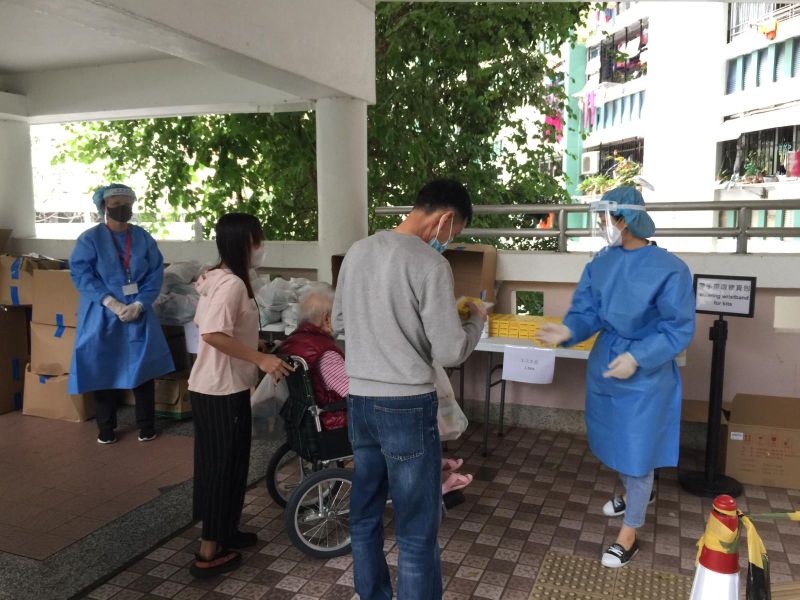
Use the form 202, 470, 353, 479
689, 495, 740, 600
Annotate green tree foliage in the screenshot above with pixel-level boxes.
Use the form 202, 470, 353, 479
56, 2, 587, 247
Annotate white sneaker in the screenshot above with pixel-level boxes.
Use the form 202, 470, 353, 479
601, 541, 639, 568
602, 490, 656, 517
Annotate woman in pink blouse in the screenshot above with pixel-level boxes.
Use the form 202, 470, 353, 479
188, 213, 292, 579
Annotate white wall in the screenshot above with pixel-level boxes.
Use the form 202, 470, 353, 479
0, 120, 36, 238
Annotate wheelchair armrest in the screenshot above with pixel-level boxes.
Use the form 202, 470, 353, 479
318, 401, 348, 413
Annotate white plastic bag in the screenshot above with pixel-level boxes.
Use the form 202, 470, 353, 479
165, 260, 204, 284
434, 364, 468, 441
251, 373, 289, 407
153, 291, 199, 325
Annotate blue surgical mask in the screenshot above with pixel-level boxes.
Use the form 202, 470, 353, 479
429, 219, 454, 254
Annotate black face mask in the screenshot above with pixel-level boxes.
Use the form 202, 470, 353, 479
106, 204, 133, 223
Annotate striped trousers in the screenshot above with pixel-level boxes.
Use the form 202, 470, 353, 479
191, 389, 252, 542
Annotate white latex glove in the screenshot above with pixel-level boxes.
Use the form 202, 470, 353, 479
102, 296, 127, 319
119, 301, 144, 323
603, 352, 638, 380
537, 323, 571, 346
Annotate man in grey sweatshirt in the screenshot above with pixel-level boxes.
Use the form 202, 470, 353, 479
333, 179, 486, 600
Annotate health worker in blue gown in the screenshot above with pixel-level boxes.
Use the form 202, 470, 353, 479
68, 184, 174, 445
537, 186, 695, 570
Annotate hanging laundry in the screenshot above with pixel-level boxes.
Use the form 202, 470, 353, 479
544, 114, 563, 142
624, 37, 641, 59
758, 18, 778, 40
605, 1, 616, 22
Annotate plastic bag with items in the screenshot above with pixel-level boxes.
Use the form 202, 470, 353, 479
153, 291, 199, 325
435, 364, 468, 441
164, 260, 204, 284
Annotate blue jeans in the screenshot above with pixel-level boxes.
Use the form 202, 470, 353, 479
620, 470, 654, 529
347, 393, 442, 600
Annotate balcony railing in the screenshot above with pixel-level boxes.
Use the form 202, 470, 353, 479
375, 199, 800, 254
729, 3, 800, 42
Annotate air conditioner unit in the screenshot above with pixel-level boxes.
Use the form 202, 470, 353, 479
581, 151, 600, 175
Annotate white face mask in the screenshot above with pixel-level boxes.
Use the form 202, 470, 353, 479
603, 225, 623, 247
251, 246, 265, 266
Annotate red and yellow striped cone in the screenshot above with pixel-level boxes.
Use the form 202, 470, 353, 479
690, 495, 740, 600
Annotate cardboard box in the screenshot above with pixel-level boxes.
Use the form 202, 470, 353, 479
331, 242, 498, 302
30, 322, 75, 376
32, 270, 79, 327
725, 394, 800, 489
22, 364, 95, 422
0, 306, 29, 414
155, 371, 192, 419
0, 254, 67, 306
681, 399, 731, 471
443, 243, 498, 302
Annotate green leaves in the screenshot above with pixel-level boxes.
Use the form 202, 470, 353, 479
57, 2, 587, 247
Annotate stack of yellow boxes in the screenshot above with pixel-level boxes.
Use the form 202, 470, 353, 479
487, 314, 598, 350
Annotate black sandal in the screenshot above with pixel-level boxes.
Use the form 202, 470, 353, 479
189, 548, 242, 579
223, 530, 259, 549
443, 490, 466, 511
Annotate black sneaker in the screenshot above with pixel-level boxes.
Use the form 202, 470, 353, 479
138, 428, 157, 442
97, 430, 117, 444
602, 489, 656, 517
601, 540, 639, 568
189, 549, 242, 579
223, 531, 259, 549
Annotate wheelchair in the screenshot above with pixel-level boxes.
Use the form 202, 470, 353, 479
265, 356, 355, 558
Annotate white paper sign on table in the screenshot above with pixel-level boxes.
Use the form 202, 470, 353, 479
501, 345, 556, 384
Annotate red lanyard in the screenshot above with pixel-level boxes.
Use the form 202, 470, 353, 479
107, 226, 132, 281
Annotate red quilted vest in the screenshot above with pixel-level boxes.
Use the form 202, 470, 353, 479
278, 322, 347, 430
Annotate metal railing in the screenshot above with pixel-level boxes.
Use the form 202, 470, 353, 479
375, 198, 800, 254
728, 3, 800, 41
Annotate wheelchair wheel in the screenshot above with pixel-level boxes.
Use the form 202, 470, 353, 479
285, 467, 353, 558
266, 442, 313, 507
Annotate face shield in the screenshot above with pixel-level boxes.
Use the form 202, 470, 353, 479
589, 200, 647, 248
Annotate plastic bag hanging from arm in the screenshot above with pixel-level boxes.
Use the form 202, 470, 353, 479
434, 364, 468, 441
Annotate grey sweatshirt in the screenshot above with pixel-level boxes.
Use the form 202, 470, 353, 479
332, 230, 483, 397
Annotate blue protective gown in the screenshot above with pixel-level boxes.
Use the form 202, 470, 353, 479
68, 224, 175, 394
562, 244, 696, 477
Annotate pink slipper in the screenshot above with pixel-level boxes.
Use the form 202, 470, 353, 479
441, 458, 464, 473
442, 472, 473, 495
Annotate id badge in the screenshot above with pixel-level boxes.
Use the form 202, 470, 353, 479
122, 282, 139, 296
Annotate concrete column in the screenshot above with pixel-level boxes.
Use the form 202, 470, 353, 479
315, 97, 368, 283
0, 120, 36, 238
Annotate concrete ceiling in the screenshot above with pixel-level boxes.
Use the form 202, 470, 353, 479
0, 0, 376, 122
0, 1, 166, 75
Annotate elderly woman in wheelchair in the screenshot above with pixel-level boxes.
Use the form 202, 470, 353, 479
263, 284, 473, 558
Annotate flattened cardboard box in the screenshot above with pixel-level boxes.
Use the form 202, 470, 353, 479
726, 393, 800, 489
681, 399, 731, 472
0, 229, 11, 253
32, 270, 79, 327
0, 254, 67, 306
22, 364, 94, 423
0, 307, 28, 414
30, 322, 75, 376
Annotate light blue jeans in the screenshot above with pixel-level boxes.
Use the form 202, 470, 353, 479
620, 470, 654, 529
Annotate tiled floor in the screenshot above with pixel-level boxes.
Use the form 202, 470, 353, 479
0, 412, 194, 559
82, 424, 800, 599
